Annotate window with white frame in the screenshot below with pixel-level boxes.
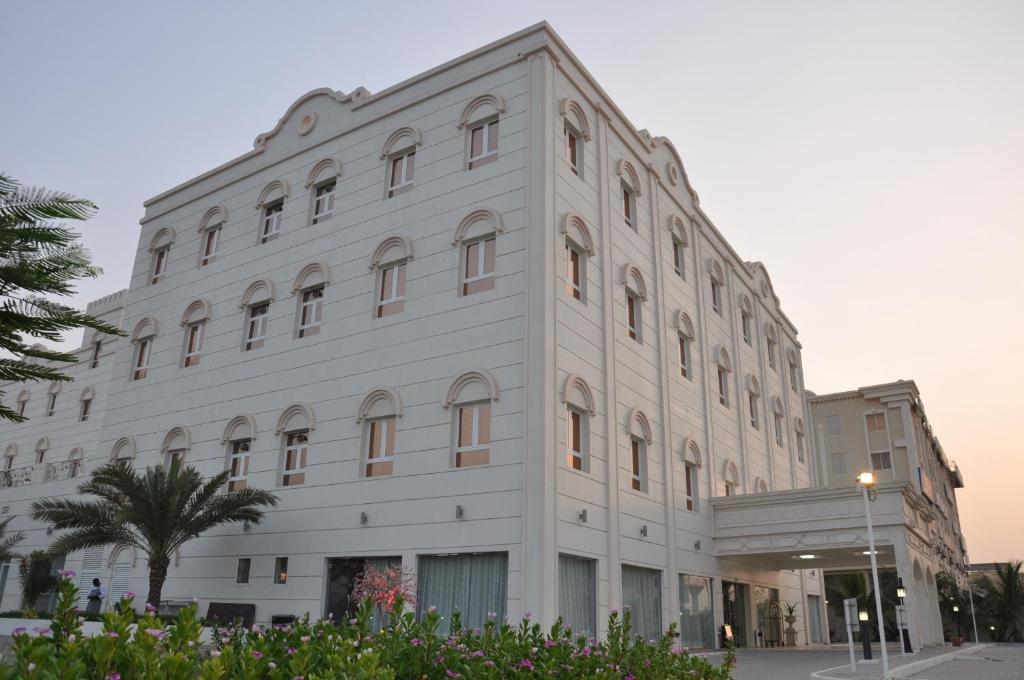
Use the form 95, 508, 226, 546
79, 398, 91, 422
200, 226, 221, 266
566, 407, 588, 471
565, 124, 582, 176
826, 414, 843, 436
297, 286, 324, 337
15, 394, 27, 419
236, 558, 251, 584
870, 451, 892, 471
741, 312, 752, 346
672, 237, 685, 278
865, 412, 891, 475
46, 392, 57, 417
377, 261, 406, 317
282, 431, 308, 486
462, 236, 495, 295
789, 355, 800, 391
622, 183, 636, 229
244, 303, 269, 351
679, 336, 691, 379
227, 439, 250, 491
711, 278, 723, 315
387, 150, 415, 198
260, 200, 283, 243
630, 436, 647, 492
749, 393, 759, 429
717, 368, 729, 407
774, 411, 785, 447
90, 341, 102, 368
151, 246, 169, 284
274, 557, 288, 584
311, 181, 336, 224
132, 338, 151, 381
467, 118, 498, 169
626, 291, 642, 342
796, 430, 806, 463
866, 413, 887, 432
183, 321, 204, 367
684, 463, 698, 511
455, 402, 491, 468
364, 417, 396, 477
767, 335, 778, 370
565, 241, 585, 302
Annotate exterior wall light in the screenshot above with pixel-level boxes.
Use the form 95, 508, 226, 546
858, 610, 869, 622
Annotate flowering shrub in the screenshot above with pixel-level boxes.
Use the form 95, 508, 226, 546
3, 572, 735, 679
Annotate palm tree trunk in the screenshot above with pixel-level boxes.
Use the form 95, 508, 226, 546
147, 555, 170, 610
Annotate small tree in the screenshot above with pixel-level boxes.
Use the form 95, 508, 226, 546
0, 515, 25, 564
977, 561, 1024, 642
30, 459, 278, 609
18, 550, 55, 612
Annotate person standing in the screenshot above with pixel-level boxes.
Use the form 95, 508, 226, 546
85, 577, 105, 614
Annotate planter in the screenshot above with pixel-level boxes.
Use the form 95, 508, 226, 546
951, 636, 962, 647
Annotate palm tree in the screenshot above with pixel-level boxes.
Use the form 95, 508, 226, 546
0, 173, 123, 422
0, 515, 26, 563
29, 460, 278, 609
977, 561, 1024, 642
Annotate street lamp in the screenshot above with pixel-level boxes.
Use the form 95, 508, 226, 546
857, 471, 889, 678
953, 604, 962, 639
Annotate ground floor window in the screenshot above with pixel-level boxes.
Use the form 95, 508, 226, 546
416, 552, 507, 630
753, 585, 782, 647
621, 564, 662, 642
325, 556, 401, 631
558, 554, 596, 639
679, 574, 714, 649
807, 593, 824, 643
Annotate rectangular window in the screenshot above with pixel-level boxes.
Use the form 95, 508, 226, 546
79, 399, 91, 422
462, 237, 496, 295
870, 451, 892, 471
679, 337, 691, 379
866, 413, 887, 432
274, 557, 288, 584
377, 263, 406, 317
228, 439, 251, 492
282, 432, 308, 486
298, 287, 324, 337
46, 393, 57, 417
558, 554, 596, 639
16, 401, 26, 418
365, 417, 396, 477
711, 280, 723, 315
797, 432, 806, 463
312, 181, 335, 224
456, 402, 491, 468
566, 242, 584, 301
626, 292, 641, 342
790, 361, 800, 391
151, 247, 168, 284
741, 313, 752, 345
621, 565, 662, 643
685, 463, 698, 512
717, 368, 729, 407
201, 226, 220, 266
565, 125, 581, 176
468, 119, 498, 169
749, 394, 759, 428
183, 322, 204, 367
566, 408, 587, 471
774, 413, 785, 446
672, 238, 685, 278
679, 574, 714, 650
36, 449, 46, 465
767, 339, 777, 370
236, 558, 251, 584
388, 151, 415, 197
90, 341, 102, 368
261, 201, 283, 243
415, 553, 507, 630
245, 304, 269, 351
133, 339, 151, 381
826, 415, 843, 436
622, 185, 635, 228
630, 437, 646, 492
830, 452, 848, 475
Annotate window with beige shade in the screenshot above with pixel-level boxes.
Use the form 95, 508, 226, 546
462, 236, 495, 295
133, 338, 151, 380
151, 246, 169, 284
200, 225, 220, 266
467, 118, 499, 169
183, 321, 204, 367
387, 151, 415, 197
364, 417, 396, 477
630, 437, 646, 492
311, 181, 335, 224
377, 262, 406, 317
566, 241, 584, 301
298, 287, 324, 336
282, 431, 309, 486
260, 200, 283, 243
227, 439, 251, 491
455, 402, 490, 468
566, 407, 588, 471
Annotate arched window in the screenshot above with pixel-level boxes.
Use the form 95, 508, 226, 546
747, 374, 761, 430
46, 381, 61, 416
683, 439, 702, 512
79, 387, 94, 422
370, 236, 413, 318
161, 426, 191, 468
560, 99, 591, 178
305, 158, 341, 225
788, 348, 801, 392
771, 397, 785, 447
34, 437, 48, 465
380, 127, 421, 198
628, 409, 652, 493
357, 389, 401, 477
622, 264, 647, 343
197, 206, 227, 267
459, 94, 505, 170
148, 227, 175, 284
222, 415, 257, 491
676, 311, 695, 380
714, 346, 732, 408
446, 371, 498, 469
668, 214, 689, 279
561, 213, 595, 303
723, 460, 740, 496
275, 403, 314, 486
794, 417, 806, 463
292, 261, 330, 338
765, 323, 779, 371
738, 293, 753, 346
111, 436, 137, 470
130, 317, 158, 381
256, 179, 289, 244
754, 477, 769, 493
67, 447, 83, 479
180, 299, 211, 368
617, 160, 642, 230
241, 279, 274, 351
562, 374, 595, 472
708, 258, 725, 316
15, 390, 29, 419
454, 209, 502, 296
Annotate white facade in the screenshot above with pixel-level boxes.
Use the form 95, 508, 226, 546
0, 23, 829, 646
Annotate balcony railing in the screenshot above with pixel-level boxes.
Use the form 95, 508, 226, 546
44, 460, 82, 482
0, 466, 34, 488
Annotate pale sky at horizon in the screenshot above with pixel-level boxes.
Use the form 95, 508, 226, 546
2, 1, 1021, 563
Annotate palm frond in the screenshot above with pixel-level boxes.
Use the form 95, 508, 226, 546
0, 184, 96, 223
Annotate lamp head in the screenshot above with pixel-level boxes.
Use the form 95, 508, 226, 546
953, 605, 959, 612
858, 610, 869, 622
897, 585, 907, 599
857, 471, 876, 487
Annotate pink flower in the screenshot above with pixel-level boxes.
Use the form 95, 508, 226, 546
484, 660, 496, 667
145, 603, 157, 613
251, 651, 263, 659
210, 650, 221, 658
124, 592, 135, 599
544, 639, 556, 648
446, 672, 461, 678
105, 674, 119, 680
57, 568, 76, 579
144, 628, 164, 640
106, 631, 120, 638
287, 647, 297, 655
519, 659, 534, 669
300, 635, 311, 643
11, 627, 26, 636
410, 638, 424, 646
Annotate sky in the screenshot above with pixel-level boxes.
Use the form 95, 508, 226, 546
2, 1, 1021, 563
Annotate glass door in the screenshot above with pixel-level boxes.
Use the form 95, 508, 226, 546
722, 581, 748, 647
807, 594, 823, 643
325, 557, 400, 630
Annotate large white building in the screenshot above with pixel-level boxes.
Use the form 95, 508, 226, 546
0, 23, 963, 651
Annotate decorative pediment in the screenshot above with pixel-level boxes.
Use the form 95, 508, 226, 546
559, 98, 592, 141
458, 93, 506, 128
561, 374, 596, 416
253, 87, 371, 151
445, 371, 498, 408
561, 213, 595, 255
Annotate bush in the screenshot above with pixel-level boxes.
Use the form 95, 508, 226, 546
17, 551, 55, 613
3, 572, 735, 679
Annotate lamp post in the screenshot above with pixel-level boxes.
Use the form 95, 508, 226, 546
896, 579, 910, 655
858, 610, 872, 660
857, 472, 889, 678
953, 604, 962, 640
968, 583, 979, 644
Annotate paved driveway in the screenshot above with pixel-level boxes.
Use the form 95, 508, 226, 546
732, 649, 867, 680
907, 644, 1024, 679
